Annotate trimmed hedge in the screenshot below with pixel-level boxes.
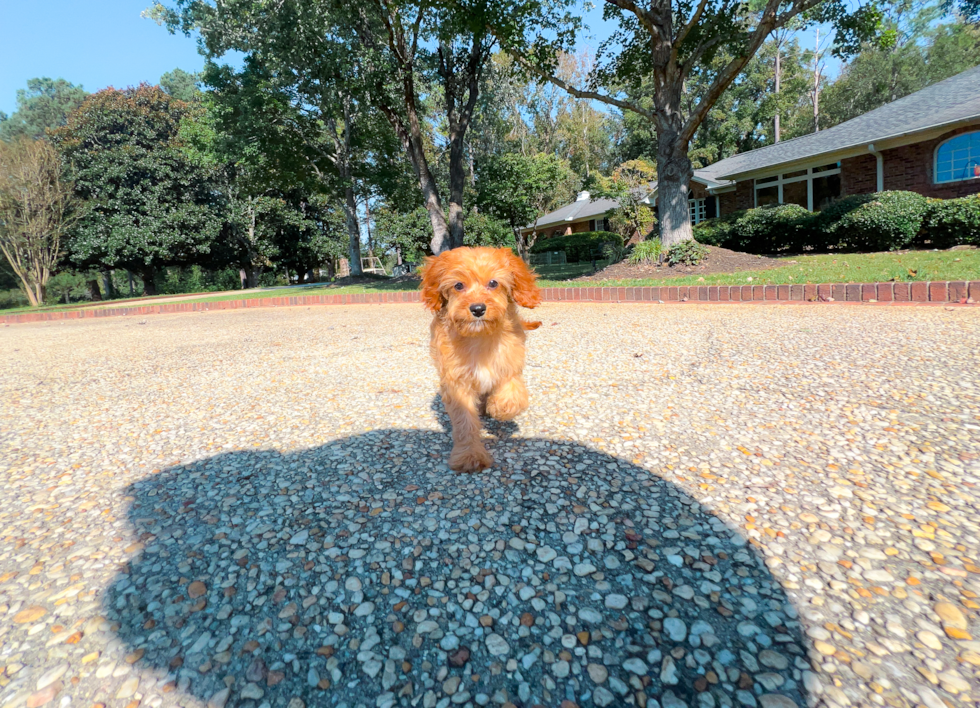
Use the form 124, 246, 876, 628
922, 194, 980, 248
530, 231, 623, 262
692, 190, 979, 254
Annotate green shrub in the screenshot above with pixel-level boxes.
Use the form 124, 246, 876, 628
666, 239, 709, 266
602, 241, 627, 263
530, 231, 623, 262
628, 238, 664, 264
824, 191, 928, 251
727, 203, 816, 253
922, 195, 980, 248
0, 288, 29, 310
693, 211, 744, 247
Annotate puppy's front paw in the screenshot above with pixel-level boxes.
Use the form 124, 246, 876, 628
486, 379, 529, 421
449, 444, 493, 473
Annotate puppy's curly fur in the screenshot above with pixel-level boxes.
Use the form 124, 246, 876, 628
420, 246, 541, 472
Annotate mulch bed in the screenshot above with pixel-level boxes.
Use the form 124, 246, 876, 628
576, 245, 783, 282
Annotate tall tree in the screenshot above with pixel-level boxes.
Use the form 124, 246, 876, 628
817, 6, 980, 131
160, 68, 202, 101
147, 0, 401, 274
497, 0, 882, 246
475, 151, 578, 259
52, 86, 223, 295
0, 138, 77, 305
0, 78, 88, 142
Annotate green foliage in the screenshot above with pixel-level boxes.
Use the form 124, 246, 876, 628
818, 21, 980, 132
825, 191, 929, 251
692, 211, 746, 246
160, 265, 243, 294
728, 204, 814, 253
602, 241, 627, 263
47, 271, 92, 303
160, 68, 202, 102
627, 238, 664, 264
0, 78, 88, 142
591, 159, 657, 241
530, 231, 623, 263
374, 208, 515, 263
462, 212, 515, 250
922, 195, 980, 247
476, 151, 578, 257
0, 288, 29, 310
51, 85, 223, 290
666, 239, 709, 266
693, 191, 967, 255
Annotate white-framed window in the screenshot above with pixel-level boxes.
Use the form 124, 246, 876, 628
753, 163, 842, 211
935, 131, 980, 184
689, 198, 707, 224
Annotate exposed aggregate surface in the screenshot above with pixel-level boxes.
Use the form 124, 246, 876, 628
0, 303, 978, 708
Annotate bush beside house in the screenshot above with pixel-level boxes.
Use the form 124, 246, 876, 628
693, 191, 980, 254
530, 231, 623, 262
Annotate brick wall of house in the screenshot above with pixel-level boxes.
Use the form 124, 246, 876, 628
718, 191, 738, 215
842, 126, 980, 199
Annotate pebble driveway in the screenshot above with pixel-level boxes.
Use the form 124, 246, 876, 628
0, 303, 978, 708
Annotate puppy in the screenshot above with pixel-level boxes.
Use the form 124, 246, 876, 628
420, 246, 542, 472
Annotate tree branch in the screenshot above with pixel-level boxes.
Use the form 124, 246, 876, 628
508, 52, 655, 121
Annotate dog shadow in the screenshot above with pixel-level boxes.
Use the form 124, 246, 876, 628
101, 430, 809, 708
429, 394, 520, 441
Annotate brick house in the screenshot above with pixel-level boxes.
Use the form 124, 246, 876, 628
523, 170, 727, 243
700, 65, 980, 214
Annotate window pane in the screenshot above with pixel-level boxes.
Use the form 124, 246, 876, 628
813, 163, 840, 173
783, 180, 808, 208
756, 185, 778, 206
813, 174, 842, 212
755, 176, 779, 186
784, 169, 807, 179
936, 131, 980, 183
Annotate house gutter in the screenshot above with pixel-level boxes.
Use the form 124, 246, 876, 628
867, 144, 884, 192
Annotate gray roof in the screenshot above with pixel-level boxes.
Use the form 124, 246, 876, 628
528, 170, 719, 229
700, 65, 980, 181
530, 195, 622, 229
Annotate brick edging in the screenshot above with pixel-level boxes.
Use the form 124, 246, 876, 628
3, 281, 978, 325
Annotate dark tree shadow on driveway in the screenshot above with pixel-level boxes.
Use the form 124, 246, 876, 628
105, 429, 809, 708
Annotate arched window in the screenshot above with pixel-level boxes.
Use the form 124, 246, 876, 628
935, 131, 980, 184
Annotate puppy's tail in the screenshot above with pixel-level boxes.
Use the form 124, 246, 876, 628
521, 320, 542, 331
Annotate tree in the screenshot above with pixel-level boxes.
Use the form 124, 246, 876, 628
817, 9, 980, 131
592, 159, 657, 242
476, 151, 578, 259
160, 68, 202, 101
498, 0, 883, 246
0, 78, 88, 142
0, 138, 77, 306
52, 86, 223, 295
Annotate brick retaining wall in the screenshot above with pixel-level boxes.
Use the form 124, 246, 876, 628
3, 281, 978, 325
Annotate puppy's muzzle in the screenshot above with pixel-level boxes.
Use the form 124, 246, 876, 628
469, 303, 486, 318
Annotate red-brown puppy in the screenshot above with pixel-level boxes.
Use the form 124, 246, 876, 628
420, 246, 542, 472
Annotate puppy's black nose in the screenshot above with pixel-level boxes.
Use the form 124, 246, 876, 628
469, 303, 486, 318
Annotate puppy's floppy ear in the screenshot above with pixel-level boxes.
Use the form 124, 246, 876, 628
420, 253, 448, 312
502, 248, 542, 309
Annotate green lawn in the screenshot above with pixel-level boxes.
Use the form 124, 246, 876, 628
3, 249, 975, 316
571, 249, 980, 287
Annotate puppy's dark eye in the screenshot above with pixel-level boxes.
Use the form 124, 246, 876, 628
487, 280, 498, 289
453, 282, 465, 291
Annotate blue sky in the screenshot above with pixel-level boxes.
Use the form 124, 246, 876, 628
1, 1, 205, 115
1, 1, 832, 118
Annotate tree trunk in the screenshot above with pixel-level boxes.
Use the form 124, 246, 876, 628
128, 271, 134, 296
656, 128, 695, 248
774, 43, 781, 143
447, 131, 467, 249
139, 266, 157, 296
88, 278, 103, 301
343, 184, 363, 277
103, 270, 115, 299
247, 267, 261, 289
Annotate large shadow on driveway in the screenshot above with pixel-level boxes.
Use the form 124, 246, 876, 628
105, 430, 809, 708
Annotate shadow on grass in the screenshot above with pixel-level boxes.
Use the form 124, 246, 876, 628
104, 426, 809, 708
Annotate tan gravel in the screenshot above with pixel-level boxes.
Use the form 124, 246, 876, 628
0, 303, 978, 708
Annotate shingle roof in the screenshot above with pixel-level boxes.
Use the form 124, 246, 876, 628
700, 65, 980, 181
527, 170, 719, 229
529, 195, 622, 229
